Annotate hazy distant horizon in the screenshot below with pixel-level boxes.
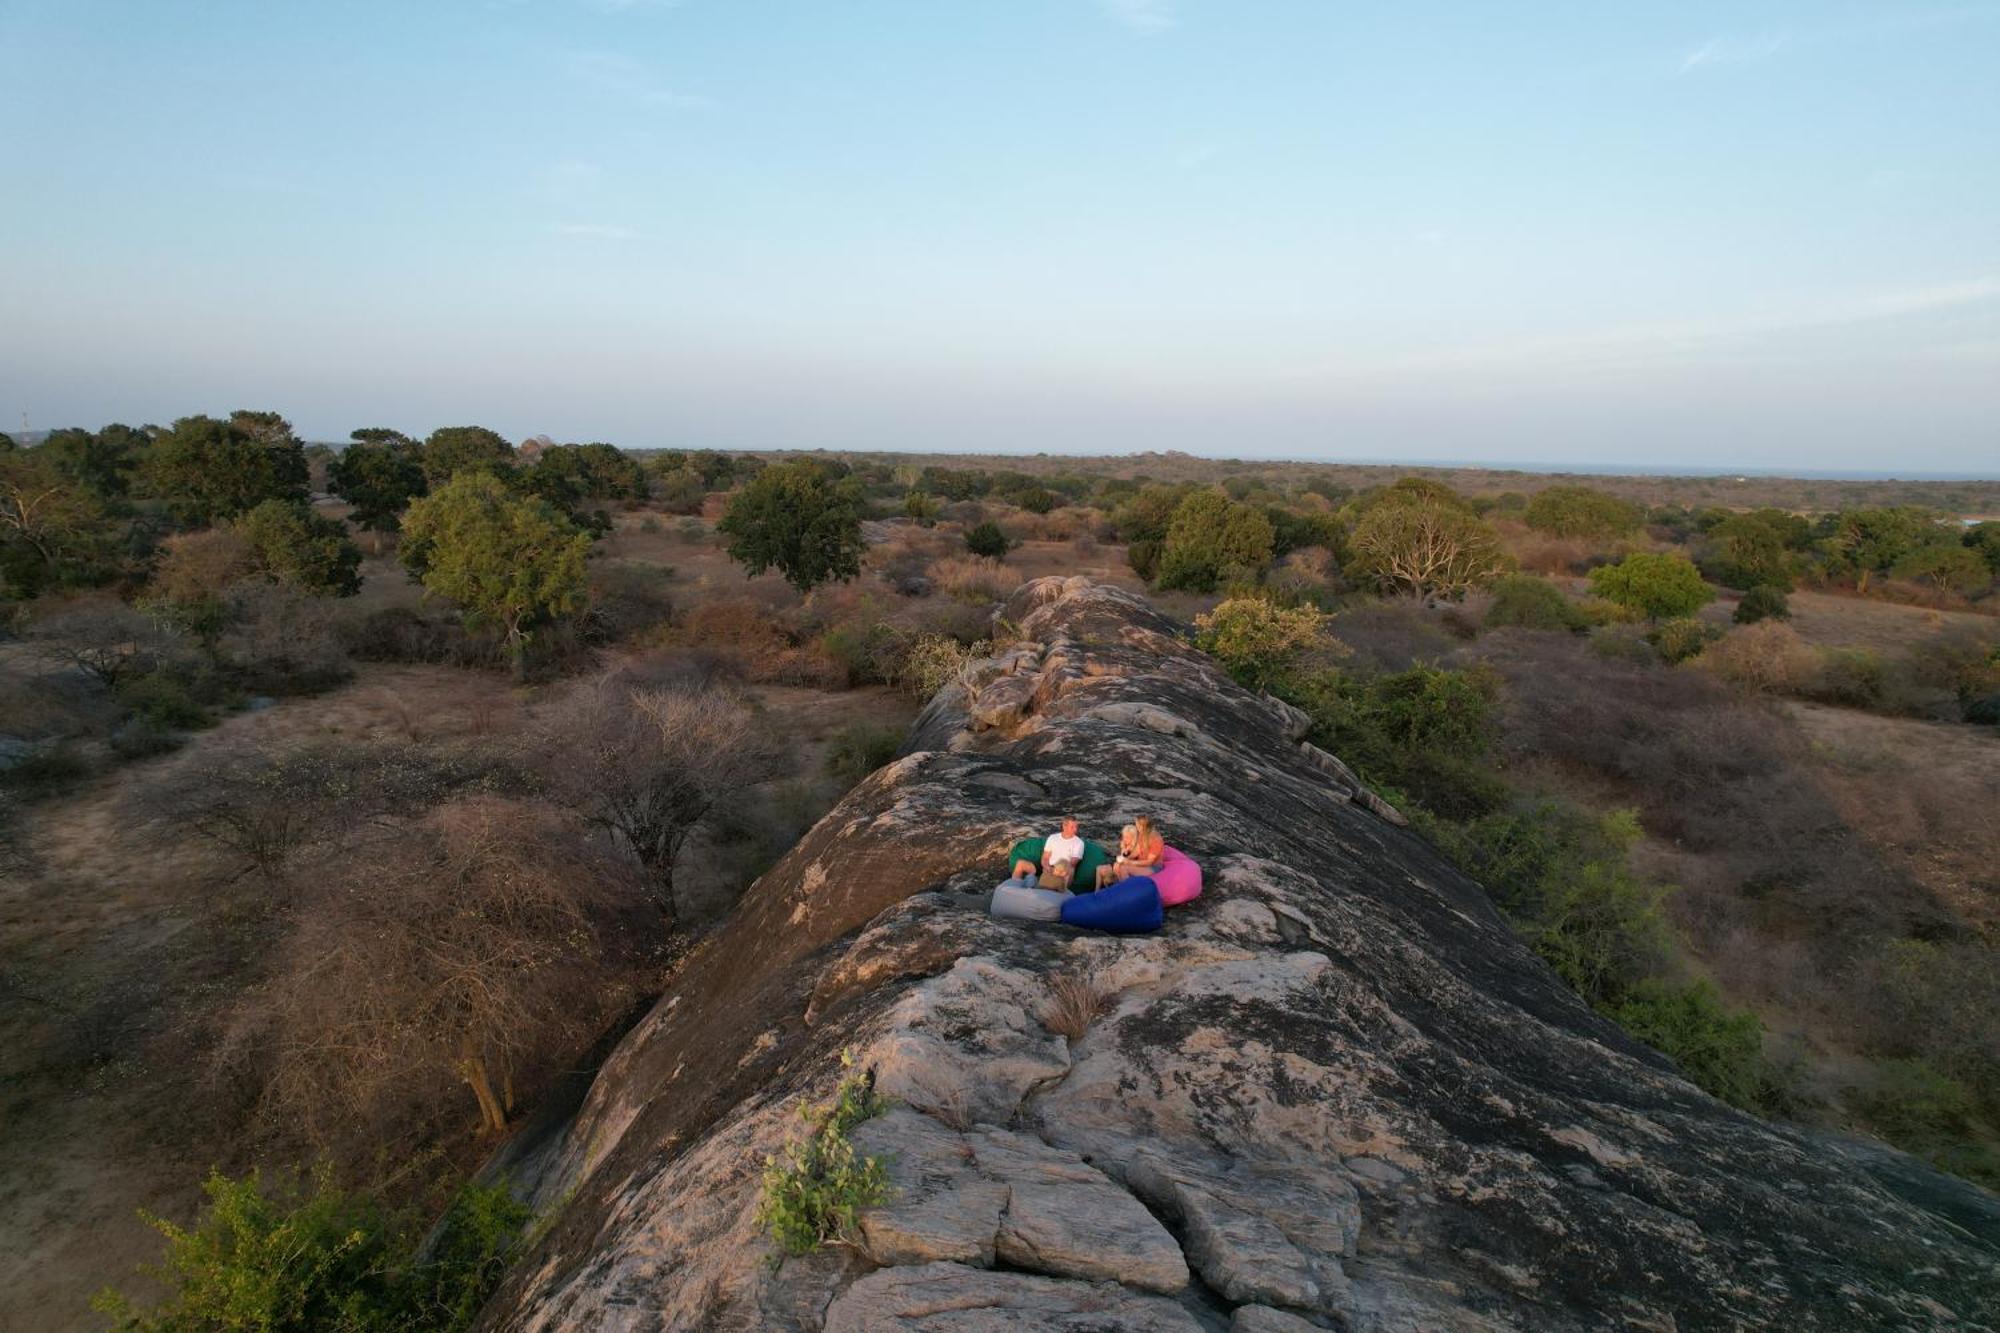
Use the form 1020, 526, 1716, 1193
5, 1, 1998, 472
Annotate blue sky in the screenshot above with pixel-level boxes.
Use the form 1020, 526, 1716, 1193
2, 0, 1996, 472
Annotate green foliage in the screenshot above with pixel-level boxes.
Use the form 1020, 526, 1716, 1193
1891, 543, 1990, 596
1, 447, 121, 596
1263, 507, 1346, 559
418, 427, 515, 485
716, 461, 867, 594
757, 1053, 889, 1256
147, 413, 309, 526
1814, 506, 1951, 589
518, 443, 647, 510
819, 618, 906, 686
964, 521, 1011, 559
901, 491, 940, 526
1701, 511, 1801, 591
330, 439, 427, 534
1965, 521, 2000, 576
1587, 552, 1713, 621
1733, 585, 1791, 624
825, 723, 904, 786
235, 500, 363, 597
1646, 616, 1717, 665
1359, 477, 1473, 514
1484, 574, 1585, 632
95, 1167, 531, 1333
117, 665, 225, 730
1111, 483, 1197, 546
1346, 497, 1508, 599
1156, 491, 1275, 593
40, 424, 146, 503
1523, 486, 1643, 540
1609, 979, 1776, 1112
1850, 1060, 2000, 1188
399, 472, 592, 668
1280, 663, 1502, 818
1194, 597, 1338, 689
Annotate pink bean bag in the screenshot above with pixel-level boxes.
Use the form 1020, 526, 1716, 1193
1153, 845, 1203, 907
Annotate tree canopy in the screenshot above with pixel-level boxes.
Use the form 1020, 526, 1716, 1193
1587, 551, 1714, 620
1155, 490, 1275, 592
715, 460, 867, 593
1524, 486, 1644, 540
419, 426, 515, 485
399, 472, 591, 670
234, 499, 363, 597
1347, 495, 1507, 599
329, 436, 428, 534
146, 412, 309, 526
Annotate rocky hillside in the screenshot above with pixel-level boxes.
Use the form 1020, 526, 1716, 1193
483, 578, 2000, 1331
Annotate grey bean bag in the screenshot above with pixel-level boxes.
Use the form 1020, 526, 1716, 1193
990, 880, 1073, 922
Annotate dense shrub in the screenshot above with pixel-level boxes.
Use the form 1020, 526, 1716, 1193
1195, 598, 1339, 689
96, 1168, 531, 1333
1609, 979, 1776, 1112
1484, 574, 1584, 632
1279, 662, 1503, 817
1523, 486, 1643, 540
1732, 585, 1791, 624
1804, 647, 1887, 709
1156, 491, 1275, 593
234, 499, 363, 597
1698, 622, 1816, 694
964, 521, 1011, 558
1587, 552, 1713, 621
825, 723, 904, 786
820, 620, 908, 686
1647, 617, 1717, 665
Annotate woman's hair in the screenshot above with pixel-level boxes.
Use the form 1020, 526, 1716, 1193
1134, 815, 1159, 840
1119, 823, 1138, 847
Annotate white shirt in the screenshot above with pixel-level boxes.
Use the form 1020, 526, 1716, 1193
1044, 832, 1086, 865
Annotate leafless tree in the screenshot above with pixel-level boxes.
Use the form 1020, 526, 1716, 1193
221, 796, 654, 1151
537, 673, 788, 927
27, 599, 167, 689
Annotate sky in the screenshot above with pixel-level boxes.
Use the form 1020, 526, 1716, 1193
2, 1, 1997, 473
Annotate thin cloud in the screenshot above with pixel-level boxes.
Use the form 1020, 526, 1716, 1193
1100, 0, 1176, 33
564, 51, 710, 108
552, 222, 643, 241
1679, 34, 1786, 73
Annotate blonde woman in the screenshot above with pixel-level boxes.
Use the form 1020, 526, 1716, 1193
1097, 816, 1165, 888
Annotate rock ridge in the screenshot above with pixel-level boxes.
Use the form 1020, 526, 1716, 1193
484, 577, 2000, 1332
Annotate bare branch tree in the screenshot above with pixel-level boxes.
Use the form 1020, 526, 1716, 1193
27, 599, 167, 689
219, 797, 656, 1155
536, 673, 788, 927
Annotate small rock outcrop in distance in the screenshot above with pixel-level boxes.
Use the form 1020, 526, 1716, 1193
485, 577, 2000, 1331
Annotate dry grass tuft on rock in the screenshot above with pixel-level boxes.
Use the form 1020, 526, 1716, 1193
1041, 970, 1113, 1043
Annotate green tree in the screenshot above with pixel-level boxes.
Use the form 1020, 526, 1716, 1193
1965, 521, 2000, 576
40, 424, 147, 504
1523, 486, 1643, 539
901, 490, 941, 526
400, 472, 591, 674
1346, 496, 1507, 599
716, 460, 867, 594
1112, 483, 1196, 546
329, 433, 427, 537
1893, 543, 1990, 596
1815, 507, 1947, 590
521, 443, 646, 508
0, 449, 117, 596
1485, 573, 1585, 632
235, 499, 363, 596
1733, 585, 1792, 624
1702, 512, 1797, 590
1587, 551, 1714, 621
419, 426, 515, 485
147, 413, 308, 526
1156, 490, 1275, 592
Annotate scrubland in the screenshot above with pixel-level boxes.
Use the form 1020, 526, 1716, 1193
3, 424, 1996, 1327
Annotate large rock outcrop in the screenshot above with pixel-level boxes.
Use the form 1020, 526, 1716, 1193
486, 578, 2000, 1331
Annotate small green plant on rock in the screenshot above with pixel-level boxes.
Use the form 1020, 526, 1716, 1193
757, 1052, 889, 1256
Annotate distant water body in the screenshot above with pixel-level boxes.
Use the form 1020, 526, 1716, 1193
1259, 456, 2000, 481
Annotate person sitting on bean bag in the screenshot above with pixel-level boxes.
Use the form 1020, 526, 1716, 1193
1096, 815, 1164, 889
1012, 815, 1088, 890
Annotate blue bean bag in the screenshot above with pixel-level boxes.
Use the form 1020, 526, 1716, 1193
1060, 877, 1164, 934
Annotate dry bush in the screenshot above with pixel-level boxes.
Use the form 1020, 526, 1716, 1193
535, 673, 789, 924
128, 735, 522, 880
1507, 533, 1601, 576
666, 600, 841, 686
1698, 621, 1817, 693
588, 559, 677, 640
930, 555, 1016, 604
220, 580, 352, 695
219, 796, 657, 1158
27, 598, 167, 688
1328, 600, 1460, 671
1041, 971, 1113, 1042
148, 527, 255, 605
